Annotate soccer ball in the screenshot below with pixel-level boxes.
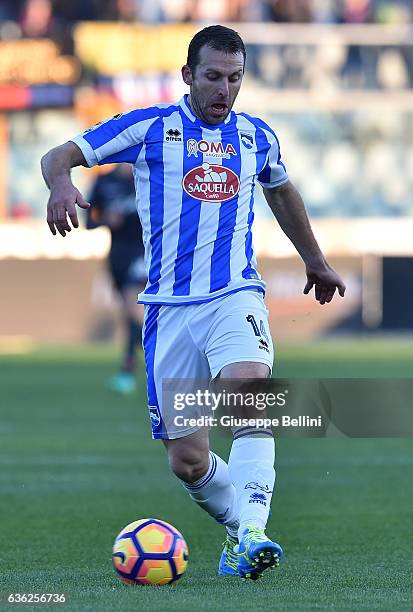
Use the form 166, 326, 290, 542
112, 518, 189, 586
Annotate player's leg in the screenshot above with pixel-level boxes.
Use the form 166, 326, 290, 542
106, 264, 137, 393
221, 361, 274, 538
119, 285, 144, 373
220, 361, 282, 578
108, 256, 146, 394
164, 429, 240, 576
164, 429, 239, 530
107, 285, 142, 394
201, 290, 282, 578
120, 256, 147, 375
142, 303, 239, 549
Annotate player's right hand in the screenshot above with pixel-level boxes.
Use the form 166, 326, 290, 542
47, 182, 90, 237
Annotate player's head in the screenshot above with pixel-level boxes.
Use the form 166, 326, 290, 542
182, 25, 246, 125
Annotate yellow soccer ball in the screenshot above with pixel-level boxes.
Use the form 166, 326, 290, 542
112, 519, 189, 586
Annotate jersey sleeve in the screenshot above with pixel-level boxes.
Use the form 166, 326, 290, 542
70, 107, 160, 167
256, 124, 289, 189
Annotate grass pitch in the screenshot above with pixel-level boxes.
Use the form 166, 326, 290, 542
1, 340, 412, 611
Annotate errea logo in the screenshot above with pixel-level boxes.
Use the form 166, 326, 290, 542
259, 338, 270, 353
165, 128, 182, 142
249, 492, 267, 506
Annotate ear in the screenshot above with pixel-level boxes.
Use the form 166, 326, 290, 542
181, 65, 193, 86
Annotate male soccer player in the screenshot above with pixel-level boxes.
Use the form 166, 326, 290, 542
41, 25, 345, 579
87, 164, 146, 394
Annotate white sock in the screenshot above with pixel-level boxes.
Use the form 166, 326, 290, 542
228, 432, 275, 541
180, 451, 239, 539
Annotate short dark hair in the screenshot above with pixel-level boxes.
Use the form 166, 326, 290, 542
186, 25, 246, 73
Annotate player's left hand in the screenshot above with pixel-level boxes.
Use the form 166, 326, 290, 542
304, 262, 346, 304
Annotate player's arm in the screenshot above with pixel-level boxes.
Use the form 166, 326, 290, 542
263, 180, 346, 304
43, 108, 152, 236
41, 141, 90, 237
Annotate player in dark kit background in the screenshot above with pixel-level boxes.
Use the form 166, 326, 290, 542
87, 164, 146, 394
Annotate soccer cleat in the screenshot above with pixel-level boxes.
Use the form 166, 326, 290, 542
218, 534, 240, 576
237, 526, 283, 580
107, 372, 137, 395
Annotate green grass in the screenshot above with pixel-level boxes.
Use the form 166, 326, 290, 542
0, 341, 412, 611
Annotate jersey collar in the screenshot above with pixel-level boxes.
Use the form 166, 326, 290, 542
179, 95, 233, 129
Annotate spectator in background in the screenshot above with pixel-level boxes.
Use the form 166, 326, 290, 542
267, 0, 313, 22
338, 0, 374, 87
2, 0, 412, 28
237, 0, 270, 21
137, 0, 168, 22
116, 0, 140, 22
87, 164, 146, 395
19, 0, 54, 37
50, 0, 100, 51
340, 0, 372, 23
190, 0, 232, 22
311, 0, 341, 23
375, 0, 413, 88
0, 0, 25, 21
51, 0, 98, 22
375, 0, 413, 24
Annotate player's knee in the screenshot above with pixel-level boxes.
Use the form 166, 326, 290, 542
168, 450, 209, 484
220, 361, 270, 379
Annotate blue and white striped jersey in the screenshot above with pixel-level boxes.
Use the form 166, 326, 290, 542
72, 95, 288, 305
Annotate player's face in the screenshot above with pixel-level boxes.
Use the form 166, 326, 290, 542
182, 46, 244, 125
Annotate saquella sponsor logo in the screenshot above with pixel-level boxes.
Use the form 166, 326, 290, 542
182, 163, 240, 203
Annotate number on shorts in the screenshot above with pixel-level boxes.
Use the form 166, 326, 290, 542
246, 314, 260, 336
247, 314, 269, 342
260, 319, 269, 342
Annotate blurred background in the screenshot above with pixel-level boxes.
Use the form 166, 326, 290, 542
1, 0, 413, 348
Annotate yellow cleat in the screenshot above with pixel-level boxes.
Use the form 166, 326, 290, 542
237, 526, 284, 580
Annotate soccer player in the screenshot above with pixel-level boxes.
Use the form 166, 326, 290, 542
41, 25, 346, 579
86, 164, 146, 394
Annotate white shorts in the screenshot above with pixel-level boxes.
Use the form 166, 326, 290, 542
142, 289, 274, 440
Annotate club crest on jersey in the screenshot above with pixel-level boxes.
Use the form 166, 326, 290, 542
148, 406, 161, 427
240, 132, 254, 149
187, 139, 237, 159
183, 163, 240, 203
